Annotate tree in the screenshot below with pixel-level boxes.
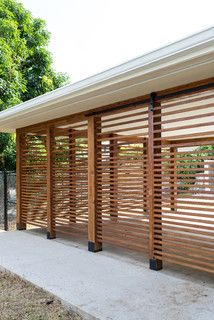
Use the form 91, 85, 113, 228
0, 0, 70, 170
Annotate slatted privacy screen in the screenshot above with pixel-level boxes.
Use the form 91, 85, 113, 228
17, 79, 214, 274
52, 121, 88, 237
21, 131, 48, 228
96, 105, 150, 252
153, 88, 214, 272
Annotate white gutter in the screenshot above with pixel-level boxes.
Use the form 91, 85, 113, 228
0, 27, 213, 132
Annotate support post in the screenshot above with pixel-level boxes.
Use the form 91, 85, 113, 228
88, 116, 102, 252
16, 131, 26, 231
47, 127, 56, 239
148, 92, 163, 270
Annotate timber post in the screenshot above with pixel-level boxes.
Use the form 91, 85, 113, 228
148, 92, 163, 270
88, 116, 102, 252
47, 126, 56, 239
16, 131, 26, 230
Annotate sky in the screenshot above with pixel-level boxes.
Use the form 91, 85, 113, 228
20, 0, 214, 83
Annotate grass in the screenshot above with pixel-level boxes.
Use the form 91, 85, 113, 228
0, 271, 83, 320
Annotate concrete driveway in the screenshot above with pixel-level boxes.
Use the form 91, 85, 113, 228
0, 230, 213, 320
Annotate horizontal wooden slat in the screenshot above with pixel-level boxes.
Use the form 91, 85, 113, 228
153, 87, 214, 273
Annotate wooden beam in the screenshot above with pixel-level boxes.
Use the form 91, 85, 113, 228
88, 116, 102, 252
18, 113, 86, 134
157, 77, 214, 101
16, 131, 26, 230
16, 77, 214, 134
148, 93, 162, 270
47, 126, 56, 239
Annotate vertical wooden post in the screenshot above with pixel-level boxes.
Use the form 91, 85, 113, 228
110, 133, 118, 221
88, 116, 102, 252
16, 131, 26, 230
47, 126, 56, 239
69, 129, 76, 223
148, 92, 163, 270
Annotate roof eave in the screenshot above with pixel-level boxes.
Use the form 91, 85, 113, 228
0, 27, 213, 132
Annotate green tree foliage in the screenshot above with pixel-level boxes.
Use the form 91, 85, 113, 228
0, 0, 70, 170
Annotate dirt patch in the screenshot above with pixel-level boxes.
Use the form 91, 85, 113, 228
0, 271, 83, 320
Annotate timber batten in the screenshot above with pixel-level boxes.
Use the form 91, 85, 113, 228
52, 121, 89, 237
16, 78, 214, 274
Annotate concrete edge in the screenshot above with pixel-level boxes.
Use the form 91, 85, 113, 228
0, 266, 99, 320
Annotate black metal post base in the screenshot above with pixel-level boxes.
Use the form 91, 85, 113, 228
88, 241, 102, 252
47, 232, 56, 240
150, 258, 163, 271
16, 223, 26, 231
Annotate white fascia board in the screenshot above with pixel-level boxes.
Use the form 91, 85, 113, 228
0, 27, 213, 132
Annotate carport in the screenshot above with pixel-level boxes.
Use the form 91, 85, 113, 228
0, 28, 213, 274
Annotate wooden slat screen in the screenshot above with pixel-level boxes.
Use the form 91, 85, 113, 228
52, 121, 88, 237
154, 88, 214, 272
96, 105, 149, 251
21, 132, 48, 228
17, 79, 214, 274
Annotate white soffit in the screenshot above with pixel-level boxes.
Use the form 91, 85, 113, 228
0, 27, 214, 132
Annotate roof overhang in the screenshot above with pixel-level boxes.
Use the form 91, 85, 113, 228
0, 27, 214, 133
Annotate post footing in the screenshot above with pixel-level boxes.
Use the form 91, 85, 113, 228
88, 241, 102, 252
150, 258, 163, 271
16, 223, 26, 231
47, 232, 56, 240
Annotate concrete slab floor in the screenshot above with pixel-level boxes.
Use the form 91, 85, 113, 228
0, 230, 213, 320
